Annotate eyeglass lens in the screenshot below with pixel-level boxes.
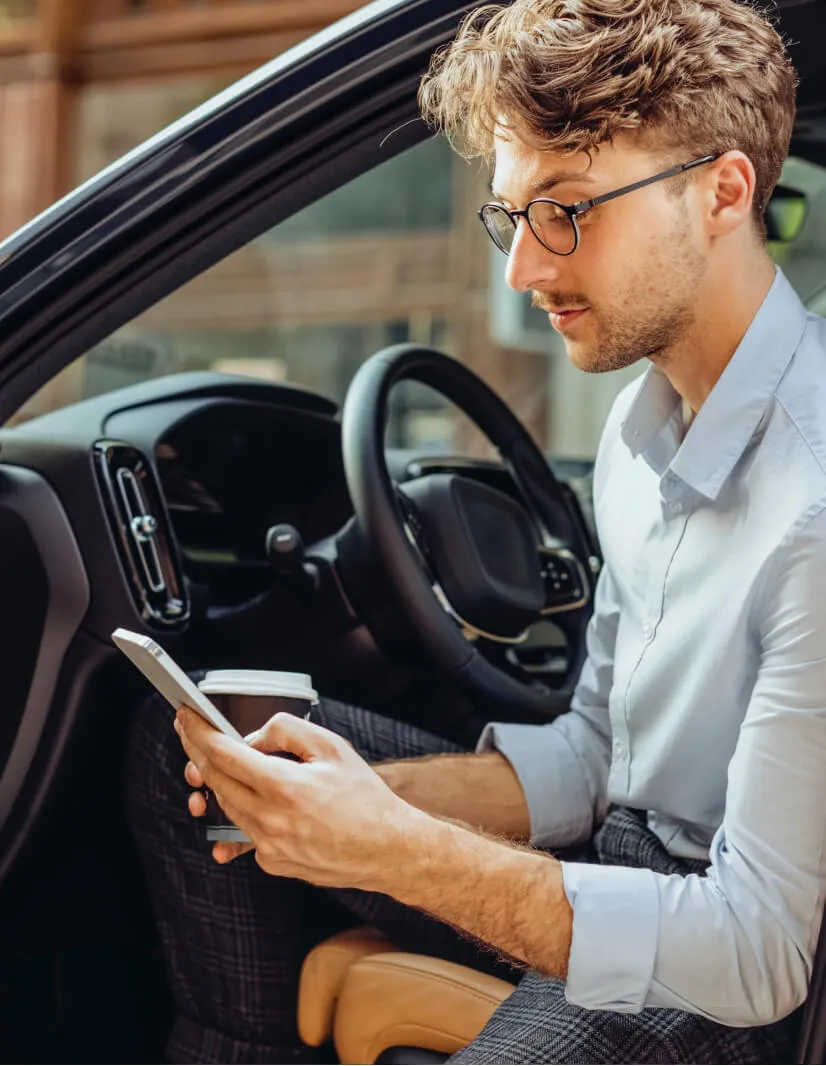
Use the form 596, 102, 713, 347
481, 202, 577, 256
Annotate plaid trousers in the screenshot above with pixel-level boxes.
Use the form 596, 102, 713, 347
126, 692, 800, 1065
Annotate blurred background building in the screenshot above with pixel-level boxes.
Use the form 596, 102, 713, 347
0, 1, 651, 456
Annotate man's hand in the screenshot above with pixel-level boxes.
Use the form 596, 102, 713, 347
183, 718, 532, 852
175, 707, 573, 978
175, 707, 423, 886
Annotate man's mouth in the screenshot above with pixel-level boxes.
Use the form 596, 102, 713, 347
547, 308, 588, 331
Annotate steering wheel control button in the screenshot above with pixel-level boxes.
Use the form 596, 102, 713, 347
539, 547, 588, 614
395, 487, 435, 573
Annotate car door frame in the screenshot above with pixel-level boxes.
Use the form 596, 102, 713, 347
0, 0, 482, 890
0, 0, 477, 425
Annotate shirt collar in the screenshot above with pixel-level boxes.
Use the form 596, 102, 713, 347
620, 268, 808, 502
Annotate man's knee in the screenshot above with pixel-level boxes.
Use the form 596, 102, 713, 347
125, 686, 192, 820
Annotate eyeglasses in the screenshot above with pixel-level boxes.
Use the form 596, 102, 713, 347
479, 154, 719, 256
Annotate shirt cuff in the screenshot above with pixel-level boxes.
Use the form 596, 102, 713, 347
475, 721, 595, 848
562, 861, 659, 1013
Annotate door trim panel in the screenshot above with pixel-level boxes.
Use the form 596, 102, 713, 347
0, 465, 90, 877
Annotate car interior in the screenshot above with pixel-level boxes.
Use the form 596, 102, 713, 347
1, 0, 826, 1062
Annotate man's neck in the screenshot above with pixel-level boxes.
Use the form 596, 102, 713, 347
680, 397, 695, 441
652, 256, 776, 414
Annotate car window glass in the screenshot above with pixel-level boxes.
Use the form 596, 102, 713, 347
9, 127, 635, 461
769, 156, 826, 312
10, 101, 826, 464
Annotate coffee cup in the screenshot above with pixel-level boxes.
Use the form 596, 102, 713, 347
197, 669, 318, 842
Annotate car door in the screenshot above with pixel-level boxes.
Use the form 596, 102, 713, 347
0, 3, 486, 1060
0, 0, 475, 876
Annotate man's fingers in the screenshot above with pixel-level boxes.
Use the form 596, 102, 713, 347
208, 792, 256, 864
188, 790, 207, 818
247, 711, 350, 763
176, 710, 264, 805
177, 707, 347, 808
185, 760, 205, 788
213, 840, 254, 864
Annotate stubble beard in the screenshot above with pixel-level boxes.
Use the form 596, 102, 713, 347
567, 293, 698, 374
534, 210, 706, 375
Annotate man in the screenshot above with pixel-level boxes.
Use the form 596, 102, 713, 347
128, 0, 826, 1062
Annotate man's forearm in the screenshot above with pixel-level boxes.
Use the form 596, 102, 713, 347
180, 706, 570, 976
375, 750, 531, 841
374, 807, 572, 978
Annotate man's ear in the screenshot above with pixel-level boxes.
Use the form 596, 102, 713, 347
705, 151, 757, 238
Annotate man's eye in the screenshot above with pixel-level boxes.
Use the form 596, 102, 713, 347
532, 202, 567, 223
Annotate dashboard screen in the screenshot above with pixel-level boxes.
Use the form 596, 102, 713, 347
156, 401, 352, 564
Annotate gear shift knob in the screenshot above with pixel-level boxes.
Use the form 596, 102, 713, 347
265, 523, 319, 595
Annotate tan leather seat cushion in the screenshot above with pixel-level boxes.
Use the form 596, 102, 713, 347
298, 927, 399, 1046
334, 950, 516, 1065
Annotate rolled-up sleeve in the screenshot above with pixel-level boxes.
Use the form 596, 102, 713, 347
562, 506, 826, 1025
476, 561, 619, 848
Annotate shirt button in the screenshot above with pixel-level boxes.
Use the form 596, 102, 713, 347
643, 623, 654, 640
613, 739, 626, 759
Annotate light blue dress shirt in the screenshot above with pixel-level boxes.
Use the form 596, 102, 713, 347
478, 268, 826, 1026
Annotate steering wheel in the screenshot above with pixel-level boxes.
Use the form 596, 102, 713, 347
340, 344, 598, 720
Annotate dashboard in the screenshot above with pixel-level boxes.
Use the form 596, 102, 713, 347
0, 370, 596, 678
0, 372, 356, 642
155, 402, 352, 567
0, 369, 597, 871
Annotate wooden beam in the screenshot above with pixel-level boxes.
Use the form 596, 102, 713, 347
80, 29, 313, 82
87, 0, 127, 16
0, 82, 39, 238
34, 74, 74, 212
35, 0, 83, 57
0, 52, 36, 81
82, 0, 362, 50
0, 21, 33, 56
27, 0, 84, 214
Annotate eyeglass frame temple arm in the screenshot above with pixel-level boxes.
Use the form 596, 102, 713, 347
569, 154, 721, 216
476, 153, 721, 233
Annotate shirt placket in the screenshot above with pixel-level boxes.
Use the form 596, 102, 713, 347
609, 477, 689, 794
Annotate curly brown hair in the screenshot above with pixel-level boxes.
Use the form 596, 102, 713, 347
419, 0, 797, 224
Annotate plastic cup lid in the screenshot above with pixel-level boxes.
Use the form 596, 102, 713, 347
198, 669, 318, 704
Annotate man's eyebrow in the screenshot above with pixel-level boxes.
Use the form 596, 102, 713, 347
490, 171, 596, 201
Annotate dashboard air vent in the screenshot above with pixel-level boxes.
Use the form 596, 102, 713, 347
94, 441, 190, 627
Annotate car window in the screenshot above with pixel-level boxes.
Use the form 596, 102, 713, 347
10, 116, 826, 463
6, 128, 637, 460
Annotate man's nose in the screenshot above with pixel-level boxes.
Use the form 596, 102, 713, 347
503, 218, 562, 293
